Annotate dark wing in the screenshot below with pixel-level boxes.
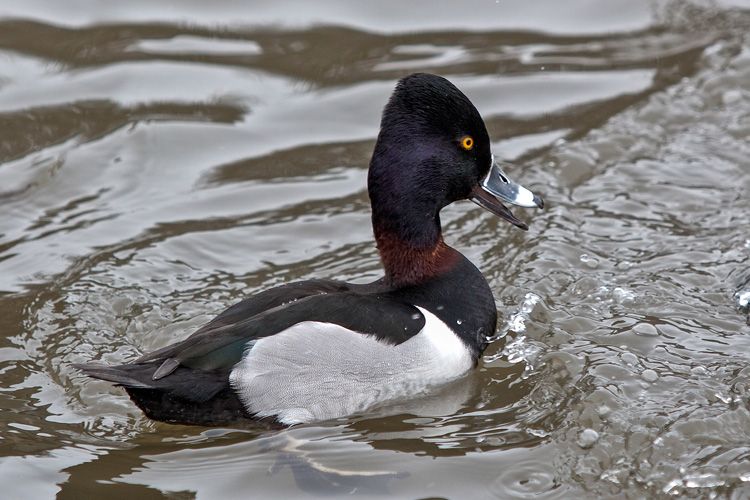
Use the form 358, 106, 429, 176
193, 278, 351, 330
135, 278, 349, 370
121, 288, 426, 380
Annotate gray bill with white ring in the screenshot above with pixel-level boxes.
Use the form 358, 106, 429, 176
469, 155, 544, 231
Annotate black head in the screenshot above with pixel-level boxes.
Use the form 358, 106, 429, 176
368, 73, 493, 217
367, 73, 543, 285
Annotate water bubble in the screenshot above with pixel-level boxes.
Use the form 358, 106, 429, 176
580, 253, 599, 269
576, 428, 599, 449
691, 366, 708, 376
483, 436, 506, 446
722, 89, 743, 105
633, 323, 659, 337
456, 319, 462, 325
612, 287, 636, 302
642, 369, 659, 383
526, 428, 549, 438
596, 405, 611, 417
621, 352, 638, 366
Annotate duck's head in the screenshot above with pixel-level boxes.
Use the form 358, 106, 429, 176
368, 73, 543, 253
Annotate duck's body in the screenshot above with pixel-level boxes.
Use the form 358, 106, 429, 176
76, 73, 542, 426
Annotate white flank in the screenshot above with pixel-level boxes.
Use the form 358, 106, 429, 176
229, 306, 473, 425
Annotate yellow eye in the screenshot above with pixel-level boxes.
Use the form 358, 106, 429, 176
461, 136, 474, 150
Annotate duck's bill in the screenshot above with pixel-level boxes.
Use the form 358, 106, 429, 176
469, 157, 544, 231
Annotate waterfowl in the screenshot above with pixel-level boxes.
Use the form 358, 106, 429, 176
75, 73, 543, 427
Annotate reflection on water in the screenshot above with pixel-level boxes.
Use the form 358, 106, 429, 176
2, 1, 750, 499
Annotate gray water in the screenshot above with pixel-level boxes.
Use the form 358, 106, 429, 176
2, 1, 750, 498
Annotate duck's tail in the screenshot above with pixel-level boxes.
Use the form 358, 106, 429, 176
73, 362, 155, 388
73, 362, 257, 426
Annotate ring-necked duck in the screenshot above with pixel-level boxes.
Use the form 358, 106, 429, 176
75, 73, 543, 426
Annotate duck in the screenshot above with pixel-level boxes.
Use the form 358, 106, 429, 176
75, 73, 543, 427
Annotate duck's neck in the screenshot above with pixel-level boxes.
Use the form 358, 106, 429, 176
368, 135, 459, 286
370, 178, 462, 286
374, 230, 458, 287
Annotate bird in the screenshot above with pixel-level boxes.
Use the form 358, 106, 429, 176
74, 73, 543, 427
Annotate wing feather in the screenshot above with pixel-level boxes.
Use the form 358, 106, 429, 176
136, 289, 426, 380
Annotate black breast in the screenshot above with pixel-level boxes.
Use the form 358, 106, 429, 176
387, 252, 497, 360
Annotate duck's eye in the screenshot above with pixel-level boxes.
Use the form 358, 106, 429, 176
460, 136, 474, 150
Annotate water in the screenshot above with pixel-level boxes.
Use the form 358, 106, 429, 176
2, 1, 750, 498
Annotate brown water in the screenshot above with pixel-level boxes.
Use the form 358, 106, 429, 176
2, 1, 750, 498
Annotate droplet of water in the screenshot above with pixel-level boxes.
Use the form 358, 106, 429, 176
456, 319, 462, 325
519, 292, 541, 313
600, 468, 625, 485
505, 293, 542, 334
684, 473, 724, 488
502, 336, 543, 369
508, 314, 526, 332
576, 428, 599, 449
663, 478, 683, 495
738, 290, 750, 309
715, 392, 733, 404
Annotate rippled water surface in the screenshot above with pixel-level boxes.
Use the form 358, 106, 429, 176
2, 1, 750, 499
